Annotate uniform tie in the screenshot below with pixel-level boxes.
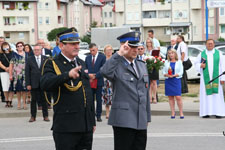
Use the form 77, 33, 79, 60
36, 56, 41, 68
130, 62, 137, 76
70, 60, 76, 68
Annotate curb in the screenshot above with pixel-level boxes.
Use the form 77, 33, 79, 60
0, 110, 199, 118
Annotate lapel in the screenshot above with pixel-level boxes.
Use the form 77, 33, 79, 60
40, 55, 46, 70
122, 58, 138, 79
136, 60, 143, 80
32, 56, 39, 69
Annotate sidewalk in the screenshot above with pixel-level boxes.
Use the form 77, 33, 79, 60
0, 97, 200, 118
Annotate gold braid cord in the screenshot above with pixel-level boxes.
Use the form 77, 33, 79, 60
41, 59, 84, 106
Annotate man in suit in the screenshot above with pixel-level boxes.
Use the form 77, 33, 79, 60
40, 27, 96, 150
137, 44, 145, 61
101, 31, 151, 150
25, 44, 49, 122
37, 39, 52, 109
85, 43, 106, 122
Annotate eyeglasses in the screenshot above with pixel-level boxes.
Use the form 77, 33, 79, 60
138, 48, 144, 50
17, 45, 23, 48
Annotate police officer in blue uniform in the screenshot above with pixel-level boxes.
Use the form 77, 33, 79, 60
41, 27, 96, 150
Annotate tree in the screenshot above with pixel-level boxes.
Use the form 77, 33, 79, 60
47, 27, 68, 41
218, 36, 225, 42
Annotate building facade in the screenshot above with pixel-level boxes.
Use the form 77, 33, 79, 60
102, 1, 115, 28
114, 0, 221, 44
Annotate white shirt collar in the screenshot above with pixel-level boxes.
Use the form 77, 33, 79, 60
61, 52, 76, 62
35, 55, 41, 59
92, 52, 99, 60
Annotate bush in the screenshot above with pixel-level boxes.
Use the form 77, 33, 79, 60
218, 37, 225, 42
47, 27, 68, 41
80, 35, 91, 44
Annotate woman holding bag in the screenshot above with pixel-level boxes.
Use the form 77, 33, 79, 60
163, 49, 184, 119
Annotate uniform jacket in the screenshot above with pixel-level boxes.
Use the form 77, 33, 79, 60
40, 53, 96, 133
25, 55, 47, 89
85, 53, 106, 87
100, 53, 151, 130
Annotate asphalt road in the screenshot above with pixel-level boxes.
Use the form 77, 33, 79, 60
0, 116, 225, 150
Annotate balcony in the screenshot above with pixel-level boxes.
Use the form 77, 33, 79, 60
143, 18, 171, 27
142, 2, 171, 11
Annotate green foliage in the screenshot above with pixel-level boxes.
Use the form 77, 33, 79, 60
80, 35, 91, 44
90, 21, 98, 29
47, 27, 68, 41
159, 40, 166, 46
146, 56, 165, 73
218, 37, 225, 42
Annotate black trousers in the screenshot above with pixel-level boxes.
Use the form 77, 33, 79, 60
92, 86, 102, 118
181, 69, 188, 93
0, 78, 5, 101
113, 126, 147, 150
30, 88, 48, 118
53, 131, 93, 150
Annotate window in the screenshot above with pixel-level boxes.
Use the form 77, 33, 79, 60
209, 9, 214, 18
39, 17, 43, 24
109, 12, 112, 18
220, 8, 225, 16
45, 2, 49, 9
46, 17, 50, 24
158, 10, 171, 18
58, 16, 62, 24
105, 23, 107, 27
3, 2, 10, 9
110, 23, 113, 27
143, 11, 156, 18
135, 13, 139, 20
17, 17, 29, 24
127, 13, 133, 20
104, 12, 107, 18
164, 27, 171, 35
39, 31, 43, 38
221, 25, 225, 33
4, 17, 10, 25
38, 2, 42, 9
19, 33, 24, 39
209, 26, 214, 34
4, 32, 10, 39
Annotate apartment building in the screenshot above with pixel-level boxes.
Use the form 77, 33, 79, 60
219, 7, 225, 39
114, 0, 220, 43
0, 0, 38, 44
102, 1, 115, 28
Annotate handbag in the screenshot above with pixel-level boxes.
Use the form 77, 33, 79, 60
183, 58, 192, 70
90, 79, 97, 89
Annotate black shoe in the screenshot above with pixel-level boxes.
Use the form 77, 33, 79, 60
202, 115, 210, 118
97, 117, 102, 122
216, 116, 222, 119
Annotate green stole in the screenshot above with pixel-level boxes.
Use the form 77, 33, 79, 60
201, 49, 220, 95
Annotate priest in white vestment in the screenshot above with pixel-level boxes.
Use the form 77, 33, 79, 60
195, 39, 225, 118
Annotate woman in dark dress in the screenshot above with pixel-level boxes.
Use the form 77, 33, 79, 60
146, 37, 159, 104
0, 42, 14, 107
163, 49, 184, 119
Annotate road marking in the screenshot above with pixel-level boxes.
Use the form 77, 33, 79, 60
0, 133, 224, 143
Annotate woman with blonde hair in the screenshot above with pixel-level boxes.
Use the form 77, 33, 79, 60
163, 49, 184, 119
102, 45, 113, 119
146, 37, 159, 104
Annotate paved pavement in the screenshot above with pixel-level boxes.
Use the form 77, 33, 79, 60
0, 96, 200, 118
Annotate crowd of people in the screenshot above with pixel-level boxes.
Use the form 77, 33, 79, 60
1, 27, 225, 149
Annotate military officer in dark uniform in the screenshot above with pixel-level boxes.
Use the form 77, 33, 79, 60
40, 27, 96, 150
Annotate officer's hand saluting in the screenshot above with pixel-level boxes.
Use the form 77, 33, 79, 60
69, 66, 82, 79
117, 41, 130, 56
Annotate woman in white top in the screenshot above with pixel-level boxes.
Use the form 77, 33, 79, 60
163, 49, 184, 119
176, 35, 189, 93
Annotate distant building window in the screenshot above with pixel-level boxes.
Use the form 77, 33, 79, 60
135, 13, 139, 20
19, 33, 24, 39
209, 9, 214, 18
143, 11, 156, 18
39, 17, 43, 24
4, 32, 10, 39
221, 25, 225, 33
158, 10, 171, 18
109, 12, 112, 18
220, 8, 225, 16
17, 17, 29, 24
110, 23, 113, 27
38, 2, 42, 9
164, 27, 171, 35
46, 17, 50, 24
58, 16, 62, 24
104, 12, 107, 18
3, 2, 10, 9
45, 2, 49, 9
39, 31, 43, 38
4, 17, 10, 25
105, 23, 107, 27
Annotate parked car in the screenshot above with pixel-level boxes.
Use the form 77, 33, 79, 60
159, 45, 205, 81
215, 45, 225, 55
79, 42, 89, 50
78, 49, 90, 61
